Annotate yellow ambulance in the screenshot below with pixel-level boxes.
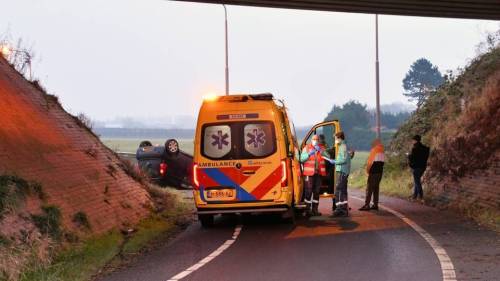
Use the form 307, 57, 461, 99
192, 93, 341, 227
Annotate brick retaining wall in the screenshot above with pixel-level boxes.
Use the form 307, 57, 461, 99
0, 57, 152, 234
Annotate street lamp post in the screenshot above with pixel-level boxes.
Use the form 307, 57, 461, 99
223, 4, 229, 96
375, 14, 381, 139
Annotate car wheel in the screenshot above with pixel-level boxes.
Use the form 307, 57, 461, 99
139, 140, 153, 148
198, 214, 214, 228
165, 139, 179, 156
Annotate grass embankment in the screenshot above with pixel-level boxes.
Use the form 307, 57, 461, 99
351, 151, 413, 199
355, 43, 500, 232
102, 138, 194, 155
350, 151, 369, 172
18, 187, 193, 281
350, 158, 413, 199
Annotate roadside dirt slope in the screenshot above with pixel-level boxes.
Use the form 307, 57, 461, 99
0, 57, 152, 234
391, 46, 500, 215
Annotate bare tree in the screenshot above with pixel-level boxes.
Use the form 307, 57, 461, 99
0, 33, 35, 80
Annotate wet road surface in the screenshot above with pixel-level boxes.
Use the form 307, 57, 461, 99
98, 189, 499, 281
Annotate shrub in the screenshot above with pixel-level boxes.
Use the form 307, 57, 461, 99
72, 211, 91, 230
32, 205, 62, 240
117, 159, 149, 185
75, 113, 93, 130
0, 175, 44, 215
0, 234, 10, 246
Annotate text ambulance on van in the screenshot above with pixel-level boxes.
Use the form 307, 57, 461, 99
192, 93, 342, 227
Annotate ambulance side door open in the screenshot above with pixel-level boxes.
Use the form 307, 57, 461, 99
300, 121, 340, 197
279, 108, 303, 206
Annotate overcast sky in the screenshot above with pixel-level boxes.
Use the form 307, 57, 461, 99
1, 0, 498, 127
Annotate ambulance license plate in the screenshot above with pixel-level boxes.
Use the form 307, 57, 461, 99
206, 189, 235, 200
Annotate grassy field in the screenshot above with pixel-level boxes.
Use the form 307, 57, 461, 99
102, 138, 368, 171
101, 138, 194, 155
350, 169, 414, 198
350, 151, 369, 172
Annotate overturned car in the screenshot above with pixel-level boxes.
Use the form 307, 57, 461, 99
136, 139, 193, 189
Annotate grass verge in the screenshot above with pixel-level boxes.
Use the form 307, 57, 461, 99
350, 168, 500, 232
444, 202, 500, 232
20, 231, 123, 281
350, 169, 413, 199
18, 187, 193, 281
349, 151, 369, 173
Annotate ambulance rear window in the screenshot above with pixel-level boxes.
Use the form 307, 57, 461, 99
243, 123, 275, 157
203, 125, 232, 159
201, 121, 276, 160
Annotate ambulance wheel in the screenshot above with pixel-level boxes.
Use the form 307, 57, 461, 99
294, 207, 305, 218
282, 208, 296, 225
198, 214, 214, 228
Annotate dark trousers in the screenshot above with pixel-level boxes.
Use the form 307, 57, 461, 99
334, 172, 349, 209
304, 174, 321, 205
326, 164, 335, 194
365, 173, 382, 206
412, 168, 425, 199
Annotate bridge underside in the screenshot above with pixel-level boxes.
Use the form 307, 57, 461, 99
174, 0, 500, 20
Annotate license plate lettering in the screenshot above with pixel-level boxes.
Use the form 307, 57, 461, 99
207, 189, 234, 199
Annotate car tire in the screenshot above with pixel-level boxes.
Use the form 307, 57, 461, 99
165, 139, 179, 156
198, 214, 214, 228
139, 140, 153, 148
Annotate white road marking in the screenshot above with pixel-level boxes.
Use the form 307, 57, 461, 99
167, 225, 243, 281
351, 196, 457, 281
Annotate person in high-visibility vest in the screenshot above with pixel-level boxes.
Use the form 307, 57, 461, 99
300, 134, 330, 216
359, 139, 385, 211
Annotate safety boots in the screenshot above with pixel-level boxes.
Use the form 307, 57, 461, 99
311, 203, 322, 216
305, 203, 312, 217
333, 204, 348, 217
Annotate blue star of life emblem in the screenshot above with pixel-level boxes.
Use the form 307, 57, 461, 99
211, 130, 229, 150
246, 129, 265, 148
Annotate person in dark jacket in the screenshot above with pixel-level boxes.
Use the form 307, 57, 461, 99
359, 139, 384, 211
408, 135, 430, 201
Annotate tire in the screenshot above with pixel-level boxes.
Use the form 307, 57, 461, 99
198, 214, 214, 228
165, 139, 179, 156
282, 208, 296, 225
139, 140, 152, 148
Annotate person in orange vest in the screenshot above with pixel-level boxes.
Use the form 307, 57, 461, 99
300, 134, 331, 216
359, 139, 385, 211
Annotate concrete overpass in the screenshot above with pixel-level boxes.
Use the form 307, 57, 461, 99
174, 0, 500, 20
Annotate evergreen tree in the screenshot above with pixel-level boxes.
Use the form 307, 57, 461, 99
324, 101, 372, 150
403, 58, 444, 108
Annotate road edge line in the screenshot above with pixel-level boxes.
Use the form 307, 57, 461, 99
167, 225, 243, 281
351, 196, 457, 281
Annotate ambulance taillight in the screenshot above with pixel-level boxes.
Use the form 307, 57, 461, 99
281, 160, 288, 187
193, 163, 199, 188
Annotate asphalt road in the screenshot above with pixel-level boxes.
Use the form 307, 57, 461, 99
98, 189, 499, 281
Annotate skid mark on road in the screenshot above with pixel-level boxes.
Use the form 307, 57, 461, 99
351, 196, 457, 281
167, 225, 243, 281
